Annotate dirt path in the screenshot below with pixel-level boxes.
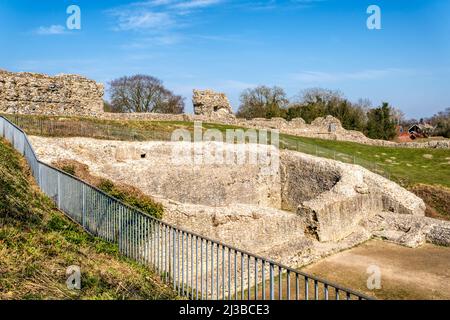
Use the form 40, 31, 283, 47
301, 239, 450, 300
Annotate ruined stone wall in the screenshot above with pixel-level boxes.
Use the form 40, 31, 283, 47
26, 135, 449, 268
192, 89, 234, 118
0, 70, 104, 116
101, 111, 450, 148
29, 136, 427, 243
281, 151, 426, 242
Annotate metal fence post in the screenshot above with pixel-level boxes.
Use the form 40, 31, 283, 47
57, 172, 61, 209
82, 184, 86, 229
269, 263, 274, 300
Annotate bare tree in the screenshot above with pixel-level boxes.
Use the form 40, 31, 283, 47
390, 107, 405, 125
296, 88, 344, 105
236, 85, 288, 119
108, 75, 184, 114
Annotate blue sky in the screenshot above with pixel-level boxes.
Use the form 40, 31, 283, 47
0, 0, 449, 118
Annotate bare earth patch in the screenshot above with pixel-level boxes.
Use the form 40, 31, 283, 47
302, 239, 450, 300
410, 184, 450, 221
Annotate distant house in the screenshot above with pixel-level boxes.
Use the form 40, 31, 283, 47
408, 123, 435, 139
396, 123, 435, 142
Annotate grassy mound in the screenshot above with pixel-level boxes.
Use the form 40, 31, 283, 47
0, 138, 176, 300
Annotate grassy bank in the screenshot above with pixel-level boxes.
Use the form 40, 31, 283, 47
0, 137, 176, 300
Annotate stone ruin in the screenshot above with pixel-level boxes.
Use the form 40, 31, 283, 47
192, 89, 234, 118
0, 69, 104, 116
1, 69, 447, 149
29, 135, 450, 269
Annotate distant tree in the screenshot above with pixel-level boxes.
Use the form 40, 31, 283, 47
298, 88, 344, 106
391, 108, 405, 125
236, 86, 288, 119
366, 102, 397, 140
285, 103, 324, 123
332, 100, 366, 132
108, 75, 184, 114
286, 88, 367, 131
429, 108, 450, 138
286, 88, 342, 122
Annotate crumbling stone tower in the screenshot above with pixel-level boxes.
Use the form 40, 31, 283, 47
192, 89, 234, 118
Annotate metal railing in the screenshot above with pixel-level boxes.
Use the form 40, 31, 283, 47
0, 115, 373, 300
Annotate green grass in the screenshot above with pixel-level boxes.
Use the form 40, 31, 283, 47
0, 137, 177, 300
280, 134, 450, 188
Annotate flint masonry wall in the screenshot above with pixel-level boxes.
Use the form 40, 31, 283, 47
0, 70, 104, 116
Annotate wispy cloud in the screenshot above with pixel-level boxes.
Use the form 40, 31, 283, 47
291, 69, 415, 83
113, 11, 174, 31
107, 0, 223, 32
234, 0, 326, 11
34, 25, 67, 35
171, 0, 222, 10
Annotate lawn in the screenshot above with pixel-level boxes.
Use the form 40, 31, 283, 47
280, 134, 450, 188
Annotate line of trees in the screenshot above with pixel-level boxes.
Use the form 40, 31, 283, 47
103, 74, 449, 140
429, 108, 450, 138
236, 86, 399, 140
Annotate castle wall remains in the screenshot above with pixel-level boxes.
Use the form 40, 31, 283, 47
0, 70, 104, 116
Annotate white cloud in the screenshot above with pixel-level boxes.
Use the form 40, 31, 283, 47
113, 11, 174, 31
171, 0, 222, 10
34, 25, 66, 35
233, 0, 325, 11
108, 0, 223, 32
